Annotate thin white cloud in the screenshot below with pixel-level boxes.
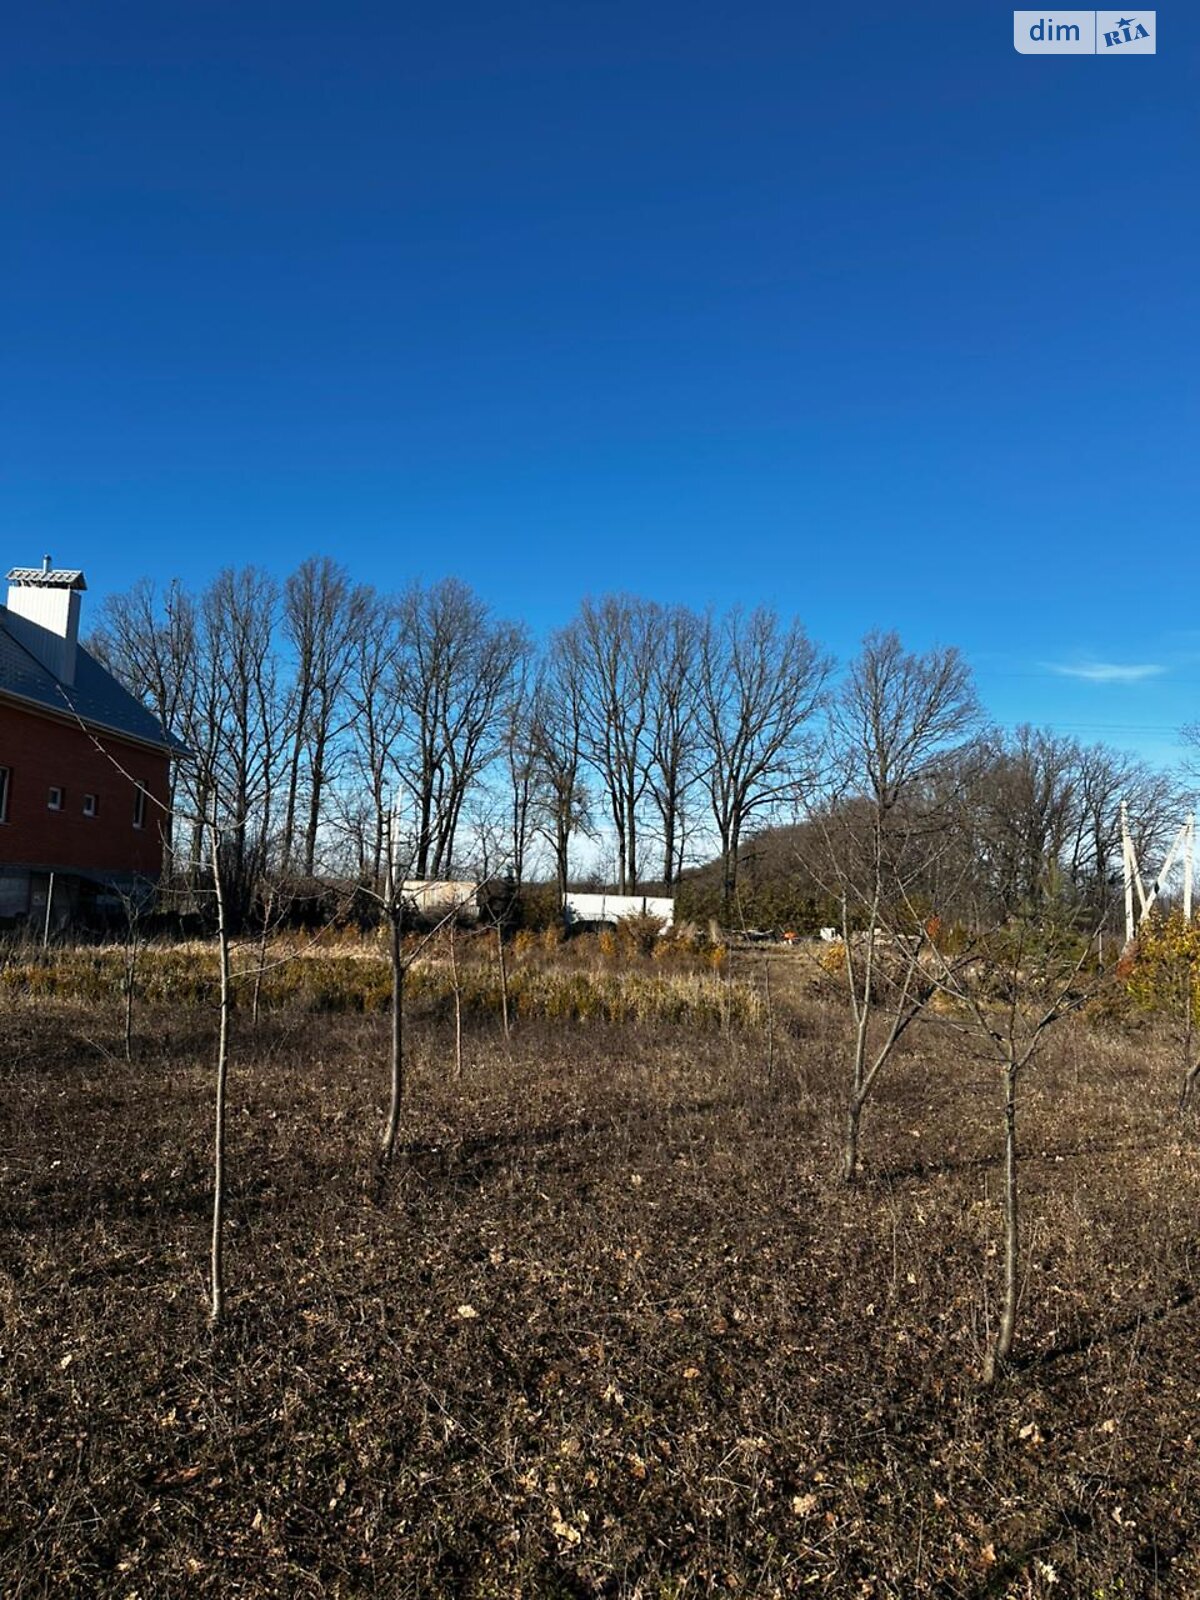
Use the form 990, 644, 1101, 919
1047, 661, 1166, 684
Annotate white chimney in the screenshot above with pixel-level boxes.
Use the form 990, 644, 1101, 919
4, 559, 88, 686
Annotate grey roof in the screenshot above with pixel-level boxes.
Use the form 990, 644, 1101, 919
0, 606, 185, 754
6, 567, 87, 589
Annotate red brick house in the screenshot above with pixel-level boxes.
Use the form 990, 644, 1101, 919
0, 561, 183, 926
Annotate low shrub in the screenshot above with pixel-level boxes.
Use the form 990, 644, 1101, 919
615, 911, 666, 957
1122, 912, 1200, 1022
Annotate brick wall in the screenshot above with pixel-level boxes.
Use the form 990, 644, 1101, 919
0, 699, 170, 877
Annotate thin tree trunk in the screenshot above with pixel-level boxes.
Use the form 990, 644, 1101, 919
210, 826, 231, 1324
1179, 964, 1198, 1113
763, 955, 774, 1087
123, 934, 138, 1062
844, 972, 876, 1177
416, 786, 433, 878
496, 923, 511, 1043
843, 919, 875, 1184
985, 1061, 1020, 1382
251, 884, 274, 1027
450, 920, 464, 1080
846, 1006, 871, 1183
281, 713, 307, 872
720, 823, 739, 921
371, 801, 385, 892
381, 901, 404, 1162
662, 802, 676, 889
555, 832, 569, 904
303, 729, 327, 876
625, 790, 639, 892
843, 1098, 864, 1184
614, 814, 627, 895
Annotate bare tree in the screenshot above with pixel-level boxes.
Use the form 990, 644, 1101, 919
375, 811, 496, 1164
448, 917, 465, 1080
280, 557, 366, 875
558, 596, 656, 893
502, 656, 538, 886
396, 578, 527, 878
816, 632, 980, 1181
55, 670, 357, 1325
199, 567, 286, 916
922, 919, 1105, 1381
647, 604, 701, 887
697, 605, 830, 917
481, 873, 517, 1045
974, 728, 1086, 918
530, 648, 593, 902
853, 731, 1183, 937
345, 590, 406, 890
208, 817, 232, 1324
379, 813, 408, 1165
89, 578, 198, 875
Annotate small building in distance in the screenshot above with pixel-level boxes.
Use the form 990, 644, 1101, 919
401, 880, 482, 924
0, 559, 184, 927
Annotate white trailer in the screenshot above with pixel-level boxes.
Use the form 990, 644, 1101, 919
562, 892, 675, 931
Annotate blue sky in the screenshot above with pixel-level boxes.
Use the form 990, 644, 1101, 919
3, 2, 1196, 767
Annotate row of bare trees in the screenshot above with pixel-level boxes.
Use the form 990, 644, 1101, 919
91, 559, 1186, 936
802, 727, 1183, 929
540, 597, 828, 899
90, 563, 527, 906
91, 563, 832, 918
713, 704, 1185, 940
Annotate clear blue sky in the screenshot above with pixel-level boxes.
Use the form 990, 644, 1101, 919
3, 2, 1196, 766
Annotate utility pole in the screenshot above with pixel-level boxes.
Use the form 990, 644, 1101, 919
1122, 802, 1195, 943
1185, 815, 1194, 925
1122, 804, 1136, 945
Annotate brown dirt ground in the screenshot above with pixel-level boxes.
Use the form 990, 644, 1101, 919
2, 974, 1199, 1597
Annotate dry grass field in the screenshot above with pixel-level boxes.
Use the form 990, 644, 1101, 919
2, 944, 1199, 1597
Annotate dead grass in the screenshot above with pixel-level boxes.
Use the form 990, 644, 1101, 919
1, 972, 1199, 1596
0, 937, 759, 1027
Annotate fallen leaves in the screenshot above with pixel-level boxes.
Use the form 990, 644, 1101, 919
549, 1506, 587, 1548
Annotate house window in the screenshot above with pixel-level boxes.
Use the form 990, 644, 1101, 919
48, 786, 63, 812
133, 783, 146, 829
0, 767, 9, 823
83, 793, 98, 818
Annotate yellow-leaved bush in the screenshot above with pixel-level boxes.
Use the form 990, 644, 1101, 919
1122, 912, 1200, 1021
